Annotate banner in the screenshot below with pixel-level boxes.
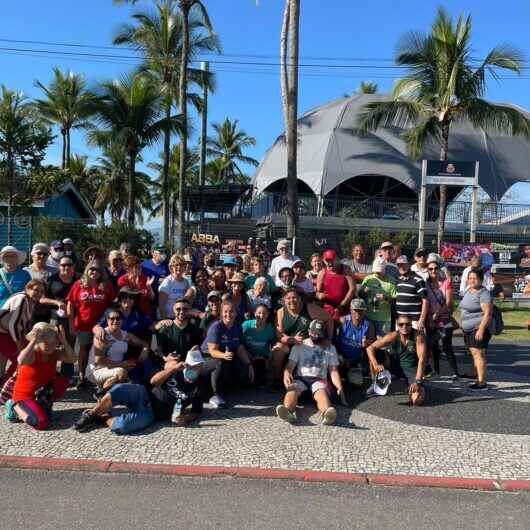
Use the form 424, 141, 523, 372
440, 242, 494, 267
425, 160, 477, 186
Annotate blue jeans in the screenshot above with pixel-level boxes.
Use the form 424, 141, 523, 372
108, 384, 154, 435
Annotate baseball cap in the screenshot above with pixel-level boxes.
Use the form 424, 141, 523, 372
374, 369, 392, 396
207, 290, 222, 300
380, 241, 394, 249
50, 240, 63, 249
372, 257, 387, 273
223, 256, 238, 266
154, 244, 167, 252
414, 247, 427, 257
350, 298, 367, 311
185, 348, 204, 367
322, 249, 337, 261
309, 319, 326, 337
62, 238, 74, 246
277, 239, 290, 250
396, 255, 409, 265
292, 258, 305, 268
426, 252, 440, 265
31, 243, 48, 255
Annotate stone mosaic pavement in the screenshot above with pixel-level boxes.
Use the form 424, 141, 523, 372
1, 341, 529, 480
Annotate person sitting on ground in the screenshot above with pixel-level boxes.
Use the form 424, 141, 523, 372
74, 348, 206, 433
337, 298, 376, 383
244, 257, 275, 294
200, 301, 254, 409
306, 253, 323, 289
342, 244, 371, 282
269, 239, 300, 287
366, 315, 426, 406
358, 258, 396, 338
276, 319, 346, 425
158, 255, 190, 319
316, 249, 356, 322
247, 276, 272, 311
5, 323, 75, 430
242, 304, 277, 387
395, 255, 428, 333
87, 310, 150, 397
200, 291, 222, 333
292, 259, 316, 300
23, 243, 56, 282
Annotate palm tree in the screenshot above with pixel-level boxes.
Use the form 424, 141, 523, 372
113, 0, 219, 245
358, 7, 530, 249
88, 74, 183, 228
176, 0, 215, 250
206, 118, 258, 184
34, 68, 96, 169
68, 154, 104, 216
280, 0, 300, 247
358, 81, 378, 94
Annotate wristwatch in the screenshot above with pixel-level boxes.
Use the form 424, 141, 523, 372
415, 379, 424, 385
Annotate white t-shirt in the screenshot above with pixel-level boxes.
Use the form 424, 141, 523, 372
88, 329, 129, 373
159, 276, 190, 317
269, 255, 300, 286
289, 339, 339, 379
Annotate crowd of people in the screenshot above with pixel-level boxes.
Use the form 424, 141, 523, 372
0, 236, 494, 434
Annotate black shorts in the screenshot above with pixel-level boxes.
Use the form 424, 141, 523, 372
463, 329, 491, 349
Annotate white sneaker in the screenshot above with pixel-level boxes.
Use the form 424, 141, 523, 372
209, 394, 227, 408
276, 404, 296, 423
366, 383, 377, 396
321, 407, 337, 425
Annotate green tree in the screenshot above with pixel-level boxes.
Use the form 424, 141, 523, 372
358, 8, 530, 249
0, 86, 53, 243
34, 68, 96, 169
206, 118, 258, 184
113, 0, 219, 245
88, 74, 183, 228
67, 154, 104, 218
358, 81, 378, 94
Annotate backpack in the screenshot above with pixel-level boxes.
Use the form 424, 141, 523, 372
490, 305, 504, 336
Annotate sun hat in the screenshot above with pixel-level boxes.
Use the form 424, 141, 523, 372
322, 249, 337, 261
227, 272, 246, 283
185, 348, 204, 367
0, 245, 26, 265
396, 255, 409, 265
223, 256, 238, 266
309, 319, 326, 337
207, 290, 222, 300
31, 243, 48, 255
117, 286, 140, 298
372, 257, 387, 273
373, 369, 392, 396
380, 241, 394, 249
350, 298, 367, 311
277, 239, 290, 251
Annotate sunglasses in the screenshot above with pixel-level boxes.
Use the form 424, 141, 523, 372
174, 307, 188, 313
428, 266, 439, 271
53, 247, 64, 251
397, 322, 412, 327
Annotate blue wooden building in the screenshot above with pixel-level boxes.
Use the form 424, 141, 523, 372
0, 182, 97, 252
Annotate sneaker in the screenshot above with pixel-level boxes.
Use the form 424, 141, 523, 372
5, 399, 20, 423
208, 394, 227, 409
468, 382, 488, 391
451, 374, 460, 382
365, 383, 377, 396
276, 404, 296, 423
321, 407, 337, 425
459, 373, 476, 380
73, 410, 98, 432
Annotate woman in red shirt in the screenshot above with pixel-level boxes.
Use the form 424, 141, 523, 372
67, 261, 115, 389
7, 323, 75, 430
117, 255, 154, 316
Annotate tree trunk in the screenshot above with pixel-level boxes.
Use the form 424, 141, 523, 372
127, 153, 136, 228
162, 100, 171, 246
177, 1, 191, 252
280, 1, 290, 124
436, 121, 450, 252
6, 153, 14, 245
285, 0, 300, 246
61, 129, 67, 170
66, 127, 71, 168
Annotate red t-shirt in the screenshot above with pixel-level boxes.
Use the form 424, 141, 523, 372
67, 280, 115, 332
12, 350, 59, 402
117, 273, 151, 314
322, 267, 350, 321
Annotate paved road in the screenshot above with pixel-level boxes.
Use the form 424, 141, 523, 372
1, 469, 529, 529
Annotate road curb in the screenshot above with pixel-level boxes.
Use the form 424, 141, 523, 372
0, 455, 529, 492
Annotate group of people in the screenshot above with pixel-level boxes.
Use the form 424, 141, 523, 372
0, 236, 494, 434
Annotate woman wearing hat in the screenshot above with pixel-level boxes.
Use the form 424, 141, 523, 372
23, 243, 56, 283
0, 246, 31, 307
5, 322, 75, 430
225, 272, 251, 324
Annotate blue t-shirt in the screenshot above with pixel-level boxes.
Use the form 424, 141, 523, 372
0, 267, 31, 307
99, 307, 153, 340
242, 319, 276, 359
337, 315, 375, 362
142, 259, 170, 282
201, 320, 243, 355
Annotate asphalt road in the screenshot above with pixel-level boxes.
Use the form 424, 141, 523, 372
1, 469, 529, 529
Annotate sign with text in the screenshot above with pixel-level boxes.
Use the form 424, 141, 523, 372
440, 241, 493, 267
425, 160, 477, 186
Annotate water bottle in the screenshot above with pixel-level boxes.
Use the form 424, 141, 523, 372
56, 308, 66, 318
171, 398, 182, 422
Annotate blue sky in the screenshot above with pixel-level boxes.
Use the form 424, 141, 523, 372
2, 0, 530, 224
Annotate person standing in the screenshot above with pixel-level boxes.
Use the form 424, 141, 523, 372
46, 240, 64, 272
158, 255, 191, 319
343, 244, 371, 282
306, 253, 323, 289
0, 246, 31, 307
411, 248, 429, 281
395, 255, 428, 333
269, 240, 300, 287
379, 242, 399, 283
106, 250, 126, 291
23, 243, 56, 282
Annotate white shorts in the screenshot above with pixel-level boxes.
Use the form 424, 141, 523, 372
89, 366, 127, 385
293, 377, 328, 395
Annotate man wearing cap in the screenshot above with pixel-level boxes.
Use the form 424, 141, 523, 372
379, 242, 399, 283
395, 255, 429, 333
276, 319, 346, 425
269, 239, 300, 287
366, 315, 427, 406
24, 243, 56, 283
222, 256, 238, 281
46, 240, 64, 272
200, 291, 222, 333
337, 298, 376, 378
359, 258, 396, 338
316, 249, 355, 321
62, 238, 79, 267
0, 246, 31, 307
411, 248, 429, 281
292, 259, 315, 299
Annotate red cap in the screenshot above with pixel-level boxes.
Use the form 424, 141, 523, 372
322, 249, 337, 261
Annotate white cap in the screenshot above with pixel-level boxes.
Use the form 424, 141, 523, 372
62, 238, 74, 246
374, 370, 392, 396
426, 252, 441, 265
185, 348, 204, 366
372, 257, 387, 273
31, 242, 48, 255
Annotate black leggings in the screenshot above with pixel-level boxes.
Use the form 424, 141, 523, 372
428, 327, 459, 375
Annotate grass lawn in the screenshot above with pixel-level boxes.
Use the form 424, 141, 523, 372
496, 306, 530, 342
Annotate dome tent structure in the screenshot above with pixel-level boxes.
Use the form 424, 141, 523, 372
252, 93, 530, 203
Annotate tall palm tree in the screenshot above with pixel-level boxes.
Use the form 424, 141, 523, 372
176, 0, 215, 250
206, 118, 258, 184
68, 154, 104, 215
34, 68, 96, 169
113, 0, 219, 245
358, 7, 530, 249
88, 74, 183, 228
358, 81, 378, 94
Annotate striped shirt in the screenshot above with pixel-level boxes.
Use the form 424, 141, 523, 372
396, 273, 426, 320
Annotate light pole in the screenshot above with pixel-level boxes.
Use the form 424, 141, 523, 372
199, 61, 209, 229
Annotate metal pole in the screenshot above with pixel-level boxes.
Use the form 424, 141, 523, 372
199, 61, 209, 230
469, 161, 480, 243
418, 160, 427, 248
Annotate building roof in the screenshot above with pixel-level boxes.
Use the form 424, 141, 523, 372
252, 93, 530, 200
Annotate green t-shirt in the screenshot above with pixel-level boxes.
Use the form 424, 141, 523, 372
244, 274, 275, 294
155, 322, 202, 360
242, 319, 276, 359
361, 275, 396, 323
